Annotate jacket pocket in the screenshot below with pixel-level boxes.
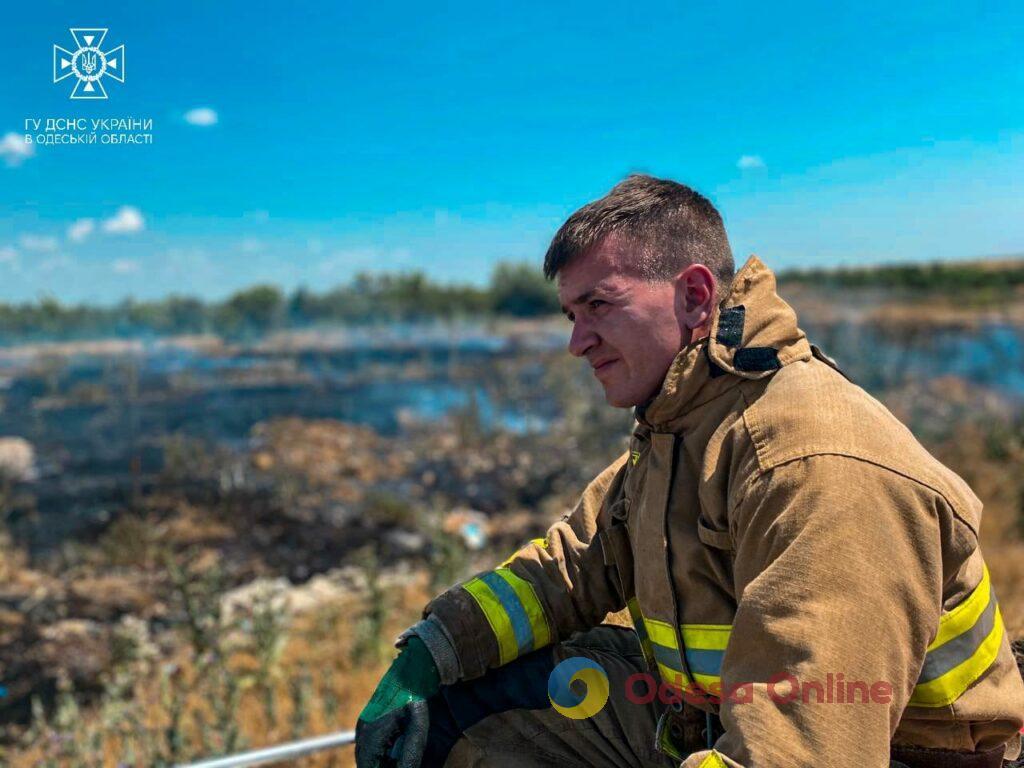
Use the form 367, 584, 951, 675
697, 513, 734, 552
598, 516, 636, 605
608, 496, 631, 522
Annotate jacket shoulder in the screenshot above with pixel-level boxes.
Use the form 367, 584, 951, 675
738, 357, 981, 531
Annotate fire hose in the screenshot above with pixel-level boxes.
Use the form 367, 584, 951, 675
175, 729, 355, 768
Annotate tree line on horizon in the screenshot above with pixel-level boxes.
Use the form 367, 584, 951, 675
781, 258, 1024, 292
1, 258, 1022, 344
0, 263, 560, 344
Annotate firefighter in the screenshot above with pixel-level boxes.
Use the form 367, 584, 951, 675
356, 174, 1024, 768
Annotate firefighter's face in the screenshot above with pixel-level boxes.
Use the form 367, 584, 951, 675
557, 233, 716, 408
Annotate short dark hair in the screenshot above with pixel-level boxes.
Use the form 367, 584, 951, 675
543, 174, 734, 291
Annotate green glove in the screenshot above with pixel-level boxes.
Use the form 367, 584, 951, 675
356, 636, 441, 768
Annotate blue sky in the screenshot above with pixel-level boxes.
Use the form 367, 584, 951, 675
1, 1, 1022, 304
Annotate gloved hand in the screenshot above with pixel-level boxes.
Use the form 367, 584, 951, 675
356, 635, 441, 768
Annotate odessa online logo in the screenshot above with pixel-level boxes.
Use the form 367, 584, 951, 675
548, 657, 610, 720
53, 28, 125, 100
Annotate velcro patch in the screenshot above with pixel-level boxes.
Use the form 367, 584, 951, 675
733, 346, 781, 372
715, 306, 745, 348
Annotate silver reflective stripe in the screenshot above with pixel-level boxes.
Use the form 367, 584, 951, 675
918, 589, 997, 684
651, 641, 685, 674
684, 648, 725, 677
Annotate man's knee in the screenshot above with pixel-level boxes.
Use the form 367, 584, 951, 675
427, 625, 655, 768
441, 624, 644, 728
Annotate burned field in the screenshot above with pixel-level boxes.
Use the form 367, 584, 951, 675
0, 301, 1023, 764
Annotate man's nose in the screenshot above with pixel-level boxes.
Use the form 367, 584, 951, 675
568, 319, 598, 358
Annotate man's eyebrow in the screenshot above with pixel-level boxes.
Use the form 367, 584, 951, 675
560, 281, 627, 315
560, 288, 596, 316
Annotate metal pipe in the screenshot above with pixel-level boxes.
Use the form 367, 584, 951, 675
176, 730, 356, 768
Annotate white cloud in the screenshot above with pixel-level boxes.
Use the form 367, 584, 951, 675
184, 107, 218, 127
111, 259, 141, 274
240, 237, 264, 254
0, 132, 34, 167
38, 255, 72, 273
67, 218, 96, 243
18, 234, 58, 252
102, 206, 145, 234
737, 154, 766, 170
0, 246, 23, 274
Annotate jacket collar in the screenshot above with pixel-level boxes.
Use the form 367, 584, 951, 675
635, 255, 811, 430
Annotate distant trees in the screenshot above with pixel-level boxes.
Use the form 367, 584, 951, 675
0, 262, 559, 344
5, 258, 1017, 345
216, 285, 285, 336
779, 260, 1024, 293
489, 263, 560, 317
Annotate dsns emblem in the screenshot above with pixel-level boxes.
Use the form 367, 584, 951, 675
53, 28, 125, 100
548, 657, 610, 720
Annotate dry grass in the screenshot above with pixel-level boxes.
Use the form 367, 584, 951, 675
3, 406, 1023, 766
932, 427, 1024, 637
2, 562, 431, 768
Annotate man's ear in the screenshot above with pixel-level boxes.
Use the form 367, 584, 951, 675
675, 263, 717, 332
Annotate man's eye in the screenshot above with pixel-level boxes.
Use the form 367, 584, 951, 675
588, 299, 607, 311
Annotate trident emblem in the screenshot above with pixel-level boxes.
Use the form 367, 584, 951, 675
53, 28, 125, 100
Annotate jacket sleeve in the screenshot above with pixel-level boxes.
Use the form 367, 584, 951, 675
681, 454, 946, 768
419, 452, 631, 682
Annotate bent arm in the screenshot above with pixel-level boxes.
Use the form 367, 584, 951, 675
412, 452, 631, 682
682, 455, 945, 768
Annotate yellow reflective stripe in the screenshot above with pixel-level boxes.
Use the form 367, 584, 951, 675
462, 577, 519, 665
643, 616, 679, 648
928, 565, 991, 652
500, 537, 548, 567
693, 672, 722, 692
681, 624, 731, 651
698, 751, 728, 768
910, 604, 1005, 707
656, 661, 687, 690
635, 604, 732, 696
495, 567, 551, 650
627, 598, 655, 662
658, 665, 720, 695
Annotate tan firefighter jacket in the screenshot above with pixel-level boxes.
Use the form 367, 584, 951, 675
422, 255, 1024, 767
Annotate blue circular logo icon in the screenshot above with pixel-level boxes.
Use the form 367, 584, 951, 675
547, 656, 610, 720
